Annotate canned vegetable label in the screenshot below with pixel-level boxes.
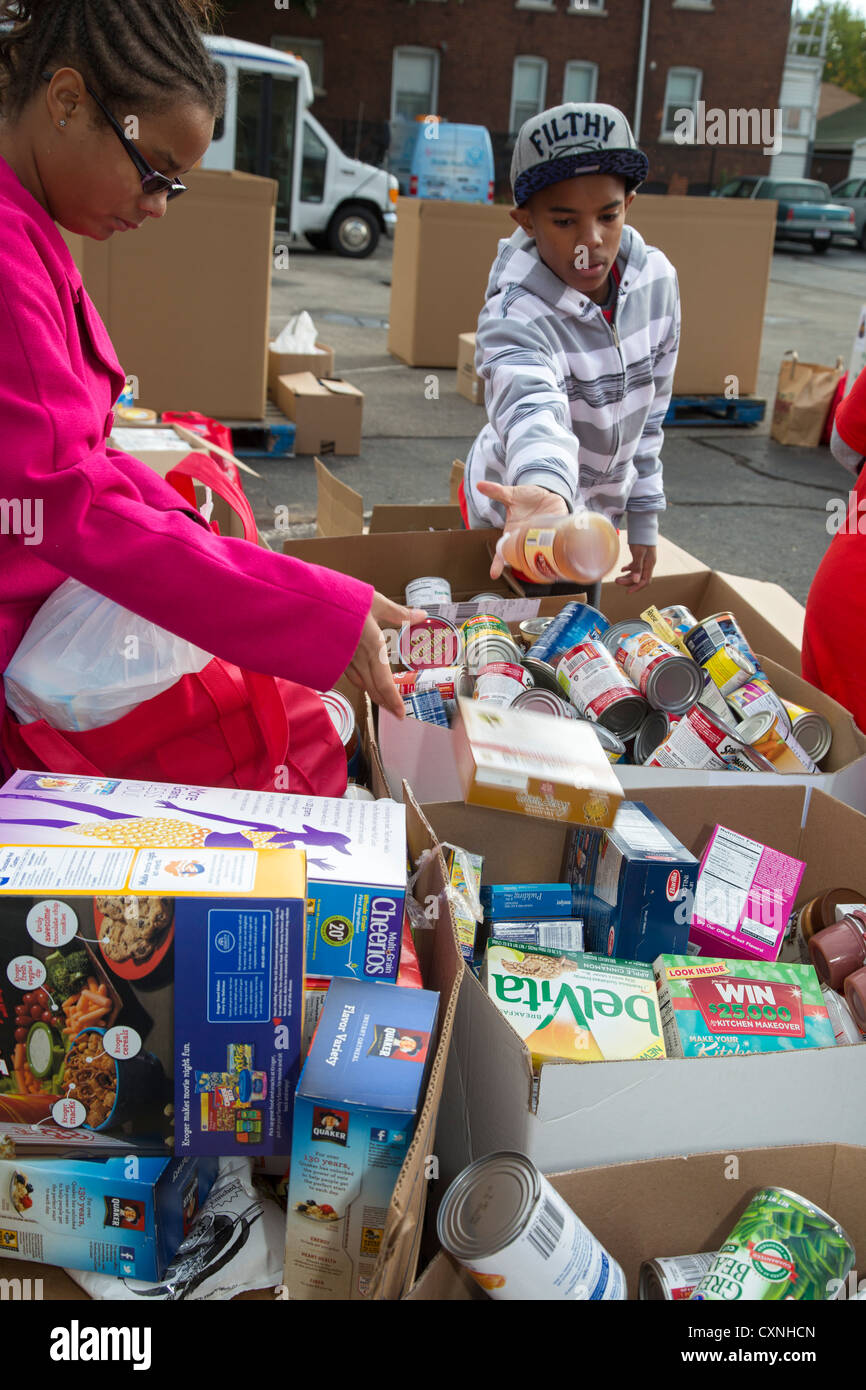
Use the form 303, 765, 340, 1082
474, 662, 533, 707
556, 641, 643, 728
406, 576, 452, 607
690, 1187, 855, 1301
400, 616, 463, 670
525, 602, 609, 666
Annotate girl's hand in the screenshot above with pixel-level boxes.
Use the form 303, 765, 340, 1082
615, 545, 656, 593
344, 594, 426, 719
475, 480, 570, 579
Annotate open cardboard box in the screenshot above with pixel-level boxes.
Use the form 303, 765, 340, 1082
407, 1143, 866, 1300
313, 459, 464, 538
378, 654, 866, 805
420, 783, 866, 1182
0, 790, 461, 1303
273, 373, 364, 457
268, 341, 335, 398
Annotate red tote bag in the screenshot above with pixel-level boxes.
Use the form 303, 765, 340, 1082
1, 455, 348, 797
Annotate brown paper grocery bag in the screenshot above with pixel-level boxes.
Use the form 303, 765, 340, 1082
771, 350, 845, 447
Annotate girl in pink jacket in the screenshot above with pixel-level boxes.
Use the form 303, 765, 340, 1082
0, 0, 414, 794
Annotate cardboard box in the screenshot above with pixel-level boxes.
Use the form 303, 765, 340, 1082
0, 842, 306, 1157
407, 1144, 866, 1300
387, 193, 775, 395
0, 1155, 217, 1281
0, 788, 464, 1302
0, 772, 408, 986
456, 332, 483, 405
449, 697, 623, 826
388, 199, 515, 367
62, 170, 276, 420
314, 459, 463, 537
424, 784, 866, 1181
268, 341, 335, 398
273, 372, 364, 456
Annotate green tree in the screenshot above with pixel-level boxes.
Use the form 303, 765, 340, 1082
794, 2, 866, 97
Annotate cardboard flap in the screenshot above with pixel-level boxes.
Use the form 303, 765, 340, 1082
315, 457, 364, 538
321, 378, 362, 398
799, 785, 866, 902
381, 714, 463, 803
368, 505, 464, 534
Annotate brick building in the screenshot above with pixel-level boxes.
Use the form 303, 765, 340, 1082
221, 0, 793, 196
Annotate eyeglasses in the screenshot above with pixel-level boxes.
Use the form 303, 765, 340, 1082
42, 71, 187, 200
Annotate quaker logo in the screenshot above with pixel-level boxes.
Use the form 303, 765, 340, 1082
367, 1025, 430, 1064
104, 1197, 146, 1231
312, 1106, 349, 1146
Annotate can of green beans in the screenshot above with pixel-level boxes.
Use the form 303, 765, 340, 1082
689, 1187, 855, 1302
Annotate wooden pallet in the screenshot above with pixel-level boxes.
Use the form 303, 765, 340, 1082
663, 395, 766, 428
219, 401, 297, 458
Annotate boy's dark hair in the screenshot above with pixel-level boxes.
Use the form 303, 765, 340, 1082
0, 0, 225, 122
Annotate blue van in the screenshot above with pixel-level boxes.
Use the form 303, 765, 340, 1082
390, 118, 494, 203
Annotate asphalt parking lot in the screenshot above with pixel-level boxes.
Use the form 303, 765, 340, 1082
247, 225, 866, 604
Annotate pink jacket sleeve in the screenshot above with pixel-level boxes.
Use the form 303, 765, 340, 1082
0, 240, 374, 695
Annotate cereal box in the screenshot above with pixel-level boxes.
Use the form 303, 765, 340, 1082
483, 942, 666, 1065
688, 825, 806, 963
0, 1154, 217, 1279
653, 955, 838, 1058
285, 977, 439, 1301
0, 772, 407, 982
563, 802, 698, 962
0, 842, 306, 1157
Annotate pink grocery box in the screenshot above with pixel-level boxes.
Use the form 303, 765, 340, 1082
688, 824, 806, 963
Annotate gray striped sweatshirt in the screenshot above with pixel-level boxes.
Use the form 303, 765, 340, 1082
465, 222, 681, 546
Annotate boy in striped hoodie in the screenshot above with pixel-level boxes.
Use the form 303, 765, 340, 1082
464, 102, 681, 592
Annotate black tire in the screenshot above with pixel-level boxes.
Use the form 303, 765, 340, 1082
327, 204, 381, 258
305, 231, 330, 251
811, 239, 830, 255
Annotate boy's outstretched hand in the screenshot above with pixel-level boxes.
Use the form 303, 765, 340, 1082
475, 480, 570, 579
616, 544, 656, 592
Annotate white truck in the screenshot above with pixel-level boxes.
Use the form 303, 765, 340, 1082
202, 35, 398, 257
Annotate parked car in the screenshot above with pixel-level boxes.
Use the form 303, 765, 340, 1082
201, 37, 398, 257
831, 176, 866, 250
717, 176, 856, 254
389, 118, 494, 203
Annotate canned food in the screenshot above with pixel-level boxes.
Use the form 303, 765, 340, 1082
399, 616, 463, 671
436, 1151, 627, 1301
600, 618, 653, 654
521, 656, 562, 695
659, 604, 699, 638
639, 1252, 718, 1301
342, 784, 376, 802
684, 612, 766, 682
844, 967, 866, 1036
703, 641, 756, 696
781, 699, 833, 764
726, 678, 791, 733
394, 665, 473, 716
474, 662, 534, 708
821, 983, 863, 1045
612, 630, 705, 715
556, 641, 647, 737
690, 1187, 855, 1302
320, 691, 365, 779
632, 709, 678, 766
403, 689, 451, 726
737, 710, 819, 774
645, 702, 775, 772
517, 617, 553, 650
699, 670, 738, 725
640, 605, 690, 656
785, 888, 865, 965
524, 601, 609, 667
461, 614, 521, 674
511, 688, 572, 717
578, 720, 627, 763
406, 576, 451, 607
472, 592, 509, 606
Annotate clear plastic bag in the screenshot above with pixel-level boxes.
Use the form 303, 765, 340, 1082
3, 577, 213, 732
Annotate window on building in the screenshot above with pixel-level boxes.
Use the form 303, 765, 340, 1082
516, 0, 556, 9
563, 61, 598, 104
392, 48, 440, 122
511, 57, 548, 134
661, 67, 702, 136
567, 0, 606, 11
272, 36, 325, 94
782, 106, 811, 135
